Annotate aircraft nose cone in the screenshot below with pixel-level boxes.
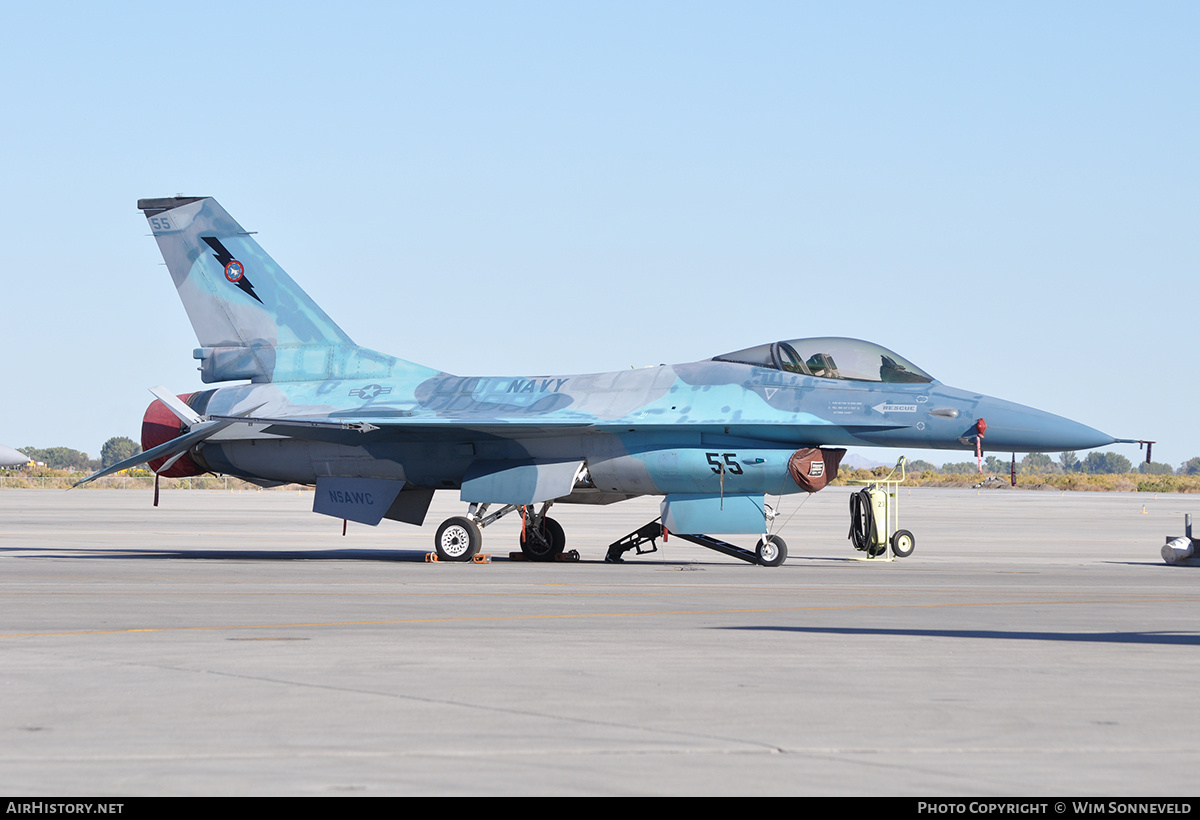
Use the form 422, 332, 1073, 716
976, 401, 1115, 452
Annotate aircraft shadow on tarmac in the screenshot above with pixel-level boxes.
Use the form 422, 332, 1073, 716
2, 547, 433, 562
2, 546, 864, 564
726, 625, 1200, 646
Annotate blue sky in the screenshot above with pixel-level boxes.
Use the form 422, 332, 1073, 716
2, 2, 1196, 468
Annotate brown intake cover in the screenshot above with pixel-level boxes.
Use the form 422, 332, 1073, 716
787, 447, 847, 492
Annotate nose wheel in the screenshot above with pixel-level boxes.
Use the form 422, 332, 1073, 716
434, 516, 482, 562
755, 534, 788, 567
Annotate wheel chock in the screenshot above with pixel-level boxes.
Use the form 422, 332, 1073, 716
507, 550, 579, 562
426, 552, 491, 564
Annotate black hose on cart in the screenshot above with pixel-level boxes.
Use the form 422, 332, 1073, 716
848, 488, 882, 555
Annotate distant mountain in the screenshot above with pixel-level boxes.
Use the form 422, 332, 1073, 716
840, 451, 892, 470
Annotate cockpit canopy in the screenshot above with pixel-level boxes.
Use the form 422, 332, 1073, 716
712, 337, 935, 384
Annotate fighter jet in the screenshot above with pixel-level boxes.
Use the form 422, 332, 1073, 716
0, 444, 28, 468
80, 196, 1119, 565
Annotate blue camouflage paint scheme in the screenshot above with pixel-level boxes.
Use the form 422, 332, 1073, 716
84, 197, 1118, 546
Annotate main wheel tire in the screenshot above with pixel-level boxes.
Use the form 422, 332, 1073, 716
756, 534, 788, 567
435, 516, 482, 562
520, 516, 566, 562
890, 529, 915, 558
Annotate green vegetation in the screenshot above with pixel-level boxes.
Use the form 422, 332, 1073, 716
100, 436, 141, 468
827, 450, 1200, 492
984, 455, 1008, 473
1139, 461, 1173, 476
1021, 452, 1055, 473
939, 461, 979, 474
17, 446, 97, 471
0, 466, 306, 492
1082, 451, 1131, 474
18, 436, 144, 472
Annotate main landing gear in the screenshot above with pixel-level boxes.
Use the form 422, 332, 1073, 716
519, 513, 566, 561
605, 521, 789, 567
433, 502, 567, 562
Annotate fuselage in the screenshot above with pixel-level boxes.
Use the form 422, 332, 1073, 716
154, 354, 1114, 500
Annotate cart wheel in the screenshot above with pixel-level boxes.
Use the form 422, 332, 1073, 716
890, 529, 915, 558
756, 535, 788, 567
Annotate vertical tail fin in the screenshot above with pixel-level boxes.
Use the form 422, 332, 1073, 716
139, 197, 432, 384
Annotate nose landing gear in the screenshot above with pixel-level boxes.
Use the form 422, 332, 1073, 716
755, 534, 788, 567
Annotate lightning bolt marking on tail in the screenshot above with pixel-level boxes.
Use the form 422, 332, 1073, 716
201, 236, 263, 304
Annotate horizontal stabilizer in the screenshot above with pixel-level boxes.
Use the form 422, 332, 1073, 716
73, 418, 238, 487
73, 404, 265, 487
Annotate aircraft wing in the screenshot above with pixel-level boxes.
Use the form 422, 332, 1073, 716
73, 405, 266, 487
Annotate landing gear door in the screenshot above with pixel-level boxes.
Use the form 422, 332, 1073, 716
460, 459, 585, 505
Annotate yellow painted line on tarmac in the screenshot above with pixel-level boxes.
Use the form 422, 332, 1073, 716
0, 597, 1188, 639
